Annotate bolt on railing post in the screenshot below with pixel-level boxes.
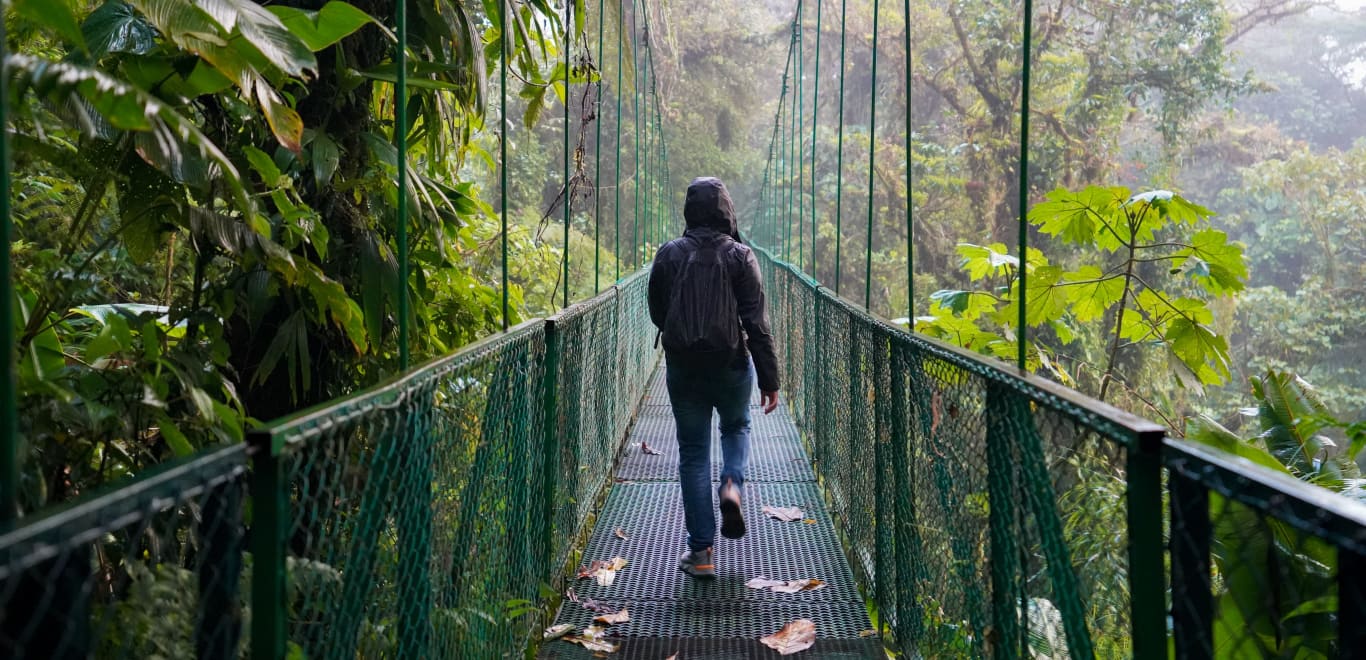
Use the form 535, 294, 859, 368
1127, 430, 1167, 660
248, 432, 287, 660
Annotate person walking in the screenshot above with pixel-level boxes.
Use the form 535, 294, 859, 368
648, 176, 781, 579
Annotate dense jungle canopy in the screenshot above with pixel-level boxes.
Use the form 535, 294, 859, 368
5, 0, 1364, 511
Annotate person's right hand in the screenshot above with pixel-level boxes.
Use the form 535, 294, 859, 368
760, 390, 779, 415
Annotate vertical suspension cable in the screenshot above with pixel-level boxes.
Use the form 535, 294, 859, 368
563, 0, 572, 309
904, 0, 913, 323
614, 0, 624, 282
785, 17, 797, 262
396, 0, 409, 368
632, 0, 642, 268
594, 0, 605, 293
864, 0, 879, 311
500, 0, 510, 331
796, 0, 805, 273
1018, 0, 1033, 370
834, 0, 847, 295
811, 0, 822, 281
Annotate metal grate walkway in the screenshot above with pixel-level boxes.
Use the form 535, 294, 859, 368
540, 367, 884, 658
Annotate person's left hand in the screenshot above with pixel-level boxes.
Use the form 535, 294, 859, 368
760, 390, 779, 415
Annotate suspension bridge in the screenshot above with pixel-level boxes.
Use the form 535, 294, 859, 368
2, 0, 1366, 658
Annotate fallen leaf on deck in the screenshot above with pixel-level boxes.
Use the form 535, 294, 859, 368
802, 519, 816, 524
745, 576, 787, 590
580, 597, 615, 613
614, 527, 630, 541
770, 579, 825, 593
564, 634, 619, 653
858, 629, 878, 638
593, 608, 631, 625
577, 557, 630, 586
544, 623, 574, 640
746, 577, 826, 593
640, 441, 662, 455
762, 505, 804, 522
759, 619, 816, 655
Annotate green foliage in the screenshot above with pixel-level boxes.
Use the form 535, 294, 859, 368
8, 0, 582, 509
917, 186, 1247, 404
1186, 371, 1365, 658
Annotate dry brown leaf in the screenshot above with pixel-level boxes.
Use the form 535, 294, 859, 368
564, 634, 619, 653
759, 619, 816, 655
640, 441, 663, 455
595, 568, 619, 587
770, 579, 826, 593
593, 608, 631, 625
579, 597, 615, 614
745, 576, 787, 590
544, 623, 574, 640
761, 505, 804, 522
578, 557, 629, 586
614, 527, 630, 541
802, 519, 816, 524
858, 629, 879, 638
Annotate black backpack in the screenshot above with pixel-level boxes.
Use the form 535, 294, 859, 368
660, 236, 742, 362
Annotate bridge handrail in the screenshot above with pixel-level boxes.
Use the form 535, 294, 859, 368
0, 269, 659, 659
755, 245, 1366, 659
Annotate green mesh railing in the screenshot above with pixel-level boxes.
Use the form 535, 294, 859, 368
0, 270, 657, 659
757, 246, 1366, 659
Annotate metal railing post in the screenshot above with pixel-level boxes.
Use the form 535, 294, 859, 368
1170, 472, 1213, 659
248, 432, 287, 660
1127, 430, 1167, 660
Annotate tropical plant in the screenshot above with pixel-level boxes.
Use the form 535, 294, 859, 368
1187, 370, 1365, 658
915, 186, 1248, 409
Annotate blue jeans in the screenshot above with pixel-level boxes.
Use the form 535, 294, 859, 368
665, 358, 754, 551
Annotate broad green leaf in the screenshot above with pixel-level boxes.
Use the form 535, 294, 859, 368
1061, 265, 1124, 322
14, 294, 66, 385
6, 54, 253, 217
1185, 415, 1289, 473
17, 0, 88, 53
212, 401, 244, 442
84, 313, 132, 363
1029, 186, 1107, 245
268, 2, 376, 51
311, 132, 340, 188
259, 87, 305, 154
242, 145, 284, 185
208, 0, 318, 79
1023, 266, 1067, 325
157, 416, 195, 457
1167, 318, 1231, 385
1177, 228, 1247, 295
82, 1, 158, 58
1251, 371, 1331, 476
956, 243, 1015, 280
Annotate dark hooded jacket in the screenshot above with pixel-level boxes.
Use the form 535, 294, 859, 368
648, 177, 780, 392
